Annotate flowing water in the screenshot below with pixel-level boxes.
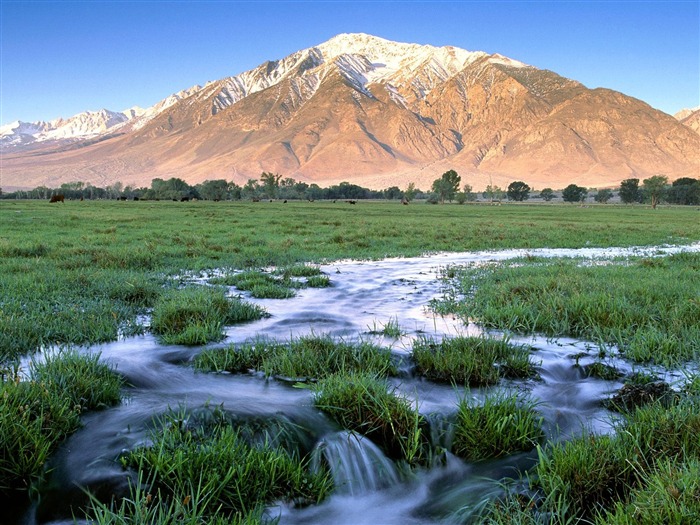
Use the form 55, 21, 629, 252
13, 243, 700, 525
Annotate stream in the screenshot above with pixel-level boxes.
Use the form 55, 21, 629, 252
13, 242, 700, 525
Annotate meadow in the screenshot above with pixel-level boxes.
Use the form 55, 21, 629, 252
1, 199, 699, 524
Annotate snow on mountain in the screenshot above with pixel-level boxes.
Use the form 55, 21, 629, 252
1, 33, 532, 147
674, 106, 700, 120
1, 109, 133, 146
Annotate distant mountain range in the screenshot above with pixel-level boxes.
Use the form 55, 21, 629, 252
2, 33, 698, 191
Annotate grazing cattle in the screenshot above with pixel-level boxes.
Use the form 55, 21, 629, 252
252, 197, 260, 202
49, 194, 65, 203
119, 196, 127, 201
347, 200, 357, 205
283, 200, 287, 203
133, 196, 139, 201
180, 196, 189, 202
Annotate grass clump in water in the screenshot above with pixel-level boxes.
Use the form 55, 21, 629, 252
194, 334, 396, 380
114, 407, 330, 523
151, 286, 267, 345
412, 336, 537, 386
582, 361, 623, 381
0, 351, 122, 494
453, 392, 543, 461
313, 372, 426, 464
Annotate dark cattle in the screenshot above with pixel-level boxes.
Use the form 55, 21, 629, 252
283, 200, 287, 203
401, 198, 409, 205
119, 196, 127, 201
133, 196, 139, 201
180, 196, 189, 202
49, 194, 65, 203
347, 200, 357, 205
252, 198, 260, 202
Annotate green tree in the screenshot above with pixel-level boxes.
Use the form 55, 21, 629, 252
642, 175, 668, 209
383, 186, 403, 200
506, 181, 531, 201
483, 185, 504, 203
462, 183, 476, 202
242, 179, 262, 200
593, 188, 614, 204
260, 172, 283, 199
562, 184, 588, 204
619, 178, 642, 204
197, 179, 230, 201
667, 177, 700, 205
431, 170, 461, 203
403, 182, 418, 202
538, 188, 555, 201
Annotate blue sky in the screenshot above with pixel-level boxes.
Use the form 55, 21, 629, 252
1, 1, 698, 125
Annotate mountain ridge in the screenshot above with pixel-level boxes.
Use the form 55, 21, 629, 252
2, 33, 698, 191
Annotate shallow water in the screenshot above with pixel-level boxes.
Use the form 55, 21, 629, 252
14, 242, 700, 525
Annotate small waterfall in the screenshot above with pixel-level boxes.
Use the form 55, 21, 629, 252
312, 431, 400, 495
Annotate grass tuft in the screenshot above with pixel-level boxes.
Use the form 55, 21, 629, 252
115, 406, 331, 523
194, 334, 395, 380
412, 335, 537, 386
453, 392, 544, 461
151, 286, 267, 344
313, 372, 427, 464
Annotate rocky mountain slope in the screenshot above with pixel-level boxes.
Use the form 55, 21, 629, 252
2, 33, 698, 191
676, 107, 700, 135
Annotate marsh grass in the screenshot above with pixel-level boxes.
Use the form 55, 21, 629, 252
117, 407, 331, 523
535, 395, 700, 522
367, 316, 404, 338
151, 286, 267, 344
313, 373, 427, 464
212, 266, 330, 298
582, 361, 623, 380
0, 350, 122, 493
412, 336, 537, 386
597, 458, 700, 524
194, 334, 396, 380
2, 201, 698, 362
453, 392, 544, 461
439, 253, 700, 366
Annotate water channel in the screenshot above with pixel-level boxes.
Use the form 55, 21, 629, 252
15, 242, 700, 525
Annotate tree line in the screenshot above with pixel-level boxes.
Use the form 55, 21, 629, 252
1, 172, 698, 207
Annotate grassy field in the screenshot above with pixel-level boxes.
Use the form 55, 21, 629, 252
1, 199, 699, 523
2, 199, 698, 363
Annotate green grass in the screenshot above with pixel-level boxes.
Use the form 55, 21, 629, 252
313, 373, 427, 464
150, 286, 267, 344
412, 335, 537, 386
453, 392, 544, 461
1, 200, 699, 522
597, 458, 700, 524
194, 334, 396, 380
115, 406, 331, 523
0, 351, 122, 494
437, 253, 700, 366
1, 200, 698, 361
211, 266, 330, 298
534, 395, 700, 522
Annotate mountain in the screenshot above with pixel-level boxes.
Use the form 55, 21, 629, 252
675, 107, 700, 135
2, 33, 698, 191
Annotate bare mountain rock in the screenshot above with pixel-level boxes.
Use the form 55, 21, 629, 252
2, 33, 698, 191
